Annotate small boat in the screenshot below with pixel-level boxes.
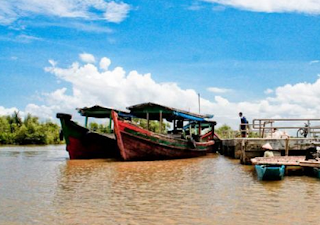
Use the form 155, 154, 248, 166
299, 158, 320, 178
255, 165, 285, 181
57, 105, 130, 159
112, 102, 216, 161
313, 168, 320, 178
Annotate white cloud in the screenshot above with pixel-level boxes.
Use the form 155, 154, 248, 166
309, 60, 320, 65
203, 0, 320, 14
79, 53, 96, 63
18, 53, 320, 130
100, 57, 111, 70
0, 106, 19, 116
207, 87, 232, 93
104, 1, 130, 23
187, 3, 204, 11
214, 96, 229, 106
0, 0, 131, 25
16, 34, 43, 43
48, 59, 58, 67
264, 88, 273, 94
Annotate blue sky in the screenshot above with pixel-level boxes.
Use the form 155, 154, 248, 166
1, 0, 320, 127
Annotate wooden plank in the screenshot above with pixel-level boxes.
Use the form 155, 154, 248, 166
299, 160, 320, 168
251, 156, 305, 166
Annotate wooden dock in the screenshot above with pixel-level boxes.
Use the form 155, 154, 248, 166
221, 138, 320, 164
251, 156, 305, 166
299, 159, 320, 168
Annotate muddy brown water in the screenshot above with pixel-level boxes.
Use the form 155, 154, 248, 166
0, 145, 319, 225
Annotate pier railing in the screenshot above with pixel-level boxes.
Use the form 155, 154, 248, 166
251, 119, 320, 138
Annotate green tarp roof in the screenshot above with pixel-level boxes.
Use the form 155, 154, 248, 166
127, 102, 215, 122
77, 105, 130, 118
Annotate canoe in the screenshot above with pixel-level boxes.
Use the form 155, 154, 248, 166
255, 165, 285, 181
112, 111, 215, 161
57, 113, 120, 159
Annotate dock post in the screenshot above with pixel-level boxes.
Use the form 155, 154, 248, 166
285, 137, 290, 156
240, 139, 246, 164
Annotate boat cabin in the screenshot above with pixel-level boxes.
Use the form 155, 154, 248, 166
77, 105, 131, 132
127, 102, 216, 141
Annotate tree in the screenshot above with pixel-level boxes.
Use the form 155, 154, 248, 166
216, 124, 234, 139
132, 118, 170, 134
0, 113, 61, 145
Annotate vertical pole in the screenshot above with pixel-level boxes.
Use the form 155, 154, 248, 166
198, 122, 201, 136
85, 116, 88, 128
159, 111, 162, 134
109, 113, 112, 133
146, 112, 149, 131
285, 137, 290, 156
259, 120, 261, 138
198, 93, 200, 114
211, 123, 215, 140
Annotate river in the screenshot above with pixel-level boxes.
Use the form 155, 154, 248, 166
0, 145, 319, 225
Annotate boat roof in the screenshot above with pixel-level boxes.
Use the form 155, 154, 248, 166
77, 105, 130, 118
127, 102, 215, 122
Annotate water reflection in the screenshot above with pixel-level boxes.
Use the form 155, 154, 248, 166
1, 146, 320, 225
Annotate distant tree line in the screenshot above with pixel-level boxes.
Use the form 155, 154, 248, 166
132, 118, 170, 134
88, 122, 112, 133
215, 124, 259, 139
88, 119, 170, 134
0, 112, 61, 145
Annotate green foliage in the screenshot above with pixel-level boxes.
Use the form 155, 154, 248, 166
132, 118, 170, 134
0, 111, 61, 145
89, 122, 112, 133
248, 131, 260, 138
215, 124, 235, 139
215, 124, 260, 139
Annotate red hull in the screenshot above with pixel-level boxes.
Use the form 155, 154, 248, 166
57, 113, 120, 159
66, 133, 119, 160
112, 111, 214, 161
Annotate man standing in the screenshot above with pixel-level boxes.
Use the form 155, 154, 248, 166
239, 112, 248, 137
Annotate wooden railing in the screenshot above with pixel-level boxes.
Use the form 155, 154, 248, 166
252, 119, 320, 138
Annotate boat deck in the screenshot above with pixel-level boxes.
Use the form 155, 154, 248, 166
299, 159, 320, 168
251, 156, 305, 166
221, 138, 320, 164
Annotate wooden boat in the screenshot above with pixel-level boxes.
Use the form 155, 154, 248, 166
57, 105, 130, 159
112, 102, 216, 161
255, 165, 285, 181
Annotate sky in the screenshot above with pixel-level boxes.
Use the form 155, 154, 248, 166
1, 0, 320, 128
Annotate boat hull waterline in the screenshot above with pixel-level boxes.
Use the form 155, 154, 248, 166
57, 113, 120, 159
112, 111, 215, 161
255, 165, 285, 181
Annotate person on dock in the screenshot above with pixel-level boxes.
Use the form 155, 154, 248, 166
239, 112, 248, 137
